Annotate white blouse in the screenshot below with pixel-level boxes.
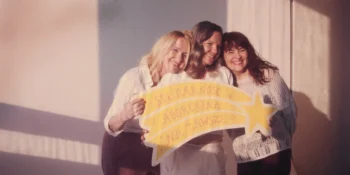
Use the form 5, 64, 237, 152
104, 65, 153, 137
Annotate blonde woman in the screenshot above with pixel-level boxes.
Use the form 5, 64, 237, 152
102, 30, 192, 175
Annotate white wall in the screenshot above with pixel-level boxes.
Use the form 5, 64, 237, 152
292, 0, 350, 174
0, 0, 100, 121
227, 0, 291, 87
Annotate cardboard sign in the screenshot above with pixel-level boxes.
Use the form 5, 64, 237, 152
139, 80, 277, 166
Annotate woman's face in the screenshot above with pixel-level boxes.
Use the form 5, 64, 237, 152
161, 37, 189, 75
223, 46, 248, 75
202, 31, 222, 66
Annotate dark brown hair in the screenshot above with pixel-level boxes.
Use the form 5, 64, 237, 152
185, 21, 223, 79
221, 31, 278, 86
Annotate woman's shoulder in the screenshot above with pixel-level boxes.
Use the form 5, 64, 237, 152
263, 68, 281, 82
213, 66, 233, 84
118, 66, 150, 85
119, 66, 140, 79
217, 65, 231, 74
158, 71, 189, 86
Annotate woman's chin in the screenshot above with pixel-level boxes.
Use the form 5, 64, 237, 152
169, 68, 181, 74
204, 60, 215, 66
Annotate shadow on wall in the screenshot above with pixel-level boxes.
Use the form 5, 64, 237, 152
291, 91, 335, 175
333, 0, 350, 174
0, 103, 104, 175
0, 151, 101, 175
292, 0, 350, 174
0, 104, 103, 145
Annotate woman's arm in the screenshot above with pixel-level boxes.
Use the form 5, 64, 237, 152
266, 70, 297, 135
104, 68, 143, 137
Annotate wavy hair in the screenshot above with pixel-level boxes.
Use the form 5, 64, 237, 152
221, 31, 278, 86
140, 30, 192, 84
185, 21, 223, 79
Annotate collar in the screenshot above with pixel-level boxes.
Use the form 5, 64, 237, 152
140, 64, 154, 88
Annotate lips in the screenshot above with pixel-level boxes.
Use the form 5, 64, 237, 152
171, 61, 181, 69
205, 54, 216, 61
232, 61, 243, 65
207, 54, 216, 58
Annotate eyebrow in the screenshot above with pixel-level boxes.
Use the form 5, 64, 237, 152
172, 46, 181, 51
206, 39, 221, 45
174, 46, 188, 53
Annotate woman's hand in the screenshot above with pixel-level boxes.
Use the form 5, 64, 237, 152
141, 129, 149, 141
108, 98, 145, 132
269, 111, 283, 127
123, 98, 146, 120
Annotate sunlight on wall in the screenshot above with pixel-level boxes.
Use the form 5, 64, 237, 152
0, 129, 100, 165
0, 0, 100, 121
293, 1, 330, 118
226, 0, 291, 87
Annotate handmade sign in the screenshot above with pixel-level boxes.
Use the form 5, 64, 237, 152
139, 80, 277, 166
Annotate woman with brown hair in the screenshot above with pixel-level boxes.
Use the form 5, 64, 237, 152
156, 21, 233, 175
221, 31, 296, 175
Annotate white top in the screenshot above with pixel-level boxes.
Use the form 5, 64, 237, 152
157, 66, 234, 136
104, 65, 154, 137
159, 66, 233, 175
228, 70, 297, 163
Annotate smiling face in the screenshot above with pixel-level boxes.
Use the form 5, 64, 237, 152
223, 45, 249, 75
202, 31, 222, 66
161, 37, 189, 74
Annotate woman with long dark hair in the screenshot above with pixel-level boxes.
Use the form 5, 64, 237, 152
221, 31, 296, 175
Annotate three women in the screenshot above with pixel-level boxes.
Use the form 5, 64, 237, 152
103, 22, 296, 175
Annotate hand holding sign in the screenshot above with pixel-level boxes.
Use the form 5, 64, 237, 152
139, 80, 277, 166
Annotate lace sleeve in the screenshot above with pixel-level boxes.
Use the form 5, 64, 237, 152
266, 70, 297, 135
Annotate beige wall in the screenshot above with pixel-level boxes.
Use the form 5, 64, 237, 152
0, 0, 100, 121
292, 0, 350, 174
292, 0, 333, 174
0, 1, 102, 174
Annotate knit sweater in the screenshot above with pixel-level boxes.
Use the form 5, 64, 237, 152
228, 70, 296, 163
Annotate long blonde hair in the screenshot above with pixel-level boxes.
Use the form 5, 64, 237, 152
140, 30, 192, 84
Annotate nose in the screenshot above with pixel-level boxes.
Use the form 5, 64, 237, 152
233, 50, 241, 59
211, 45, 218, 54
174, 52, 183, 63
